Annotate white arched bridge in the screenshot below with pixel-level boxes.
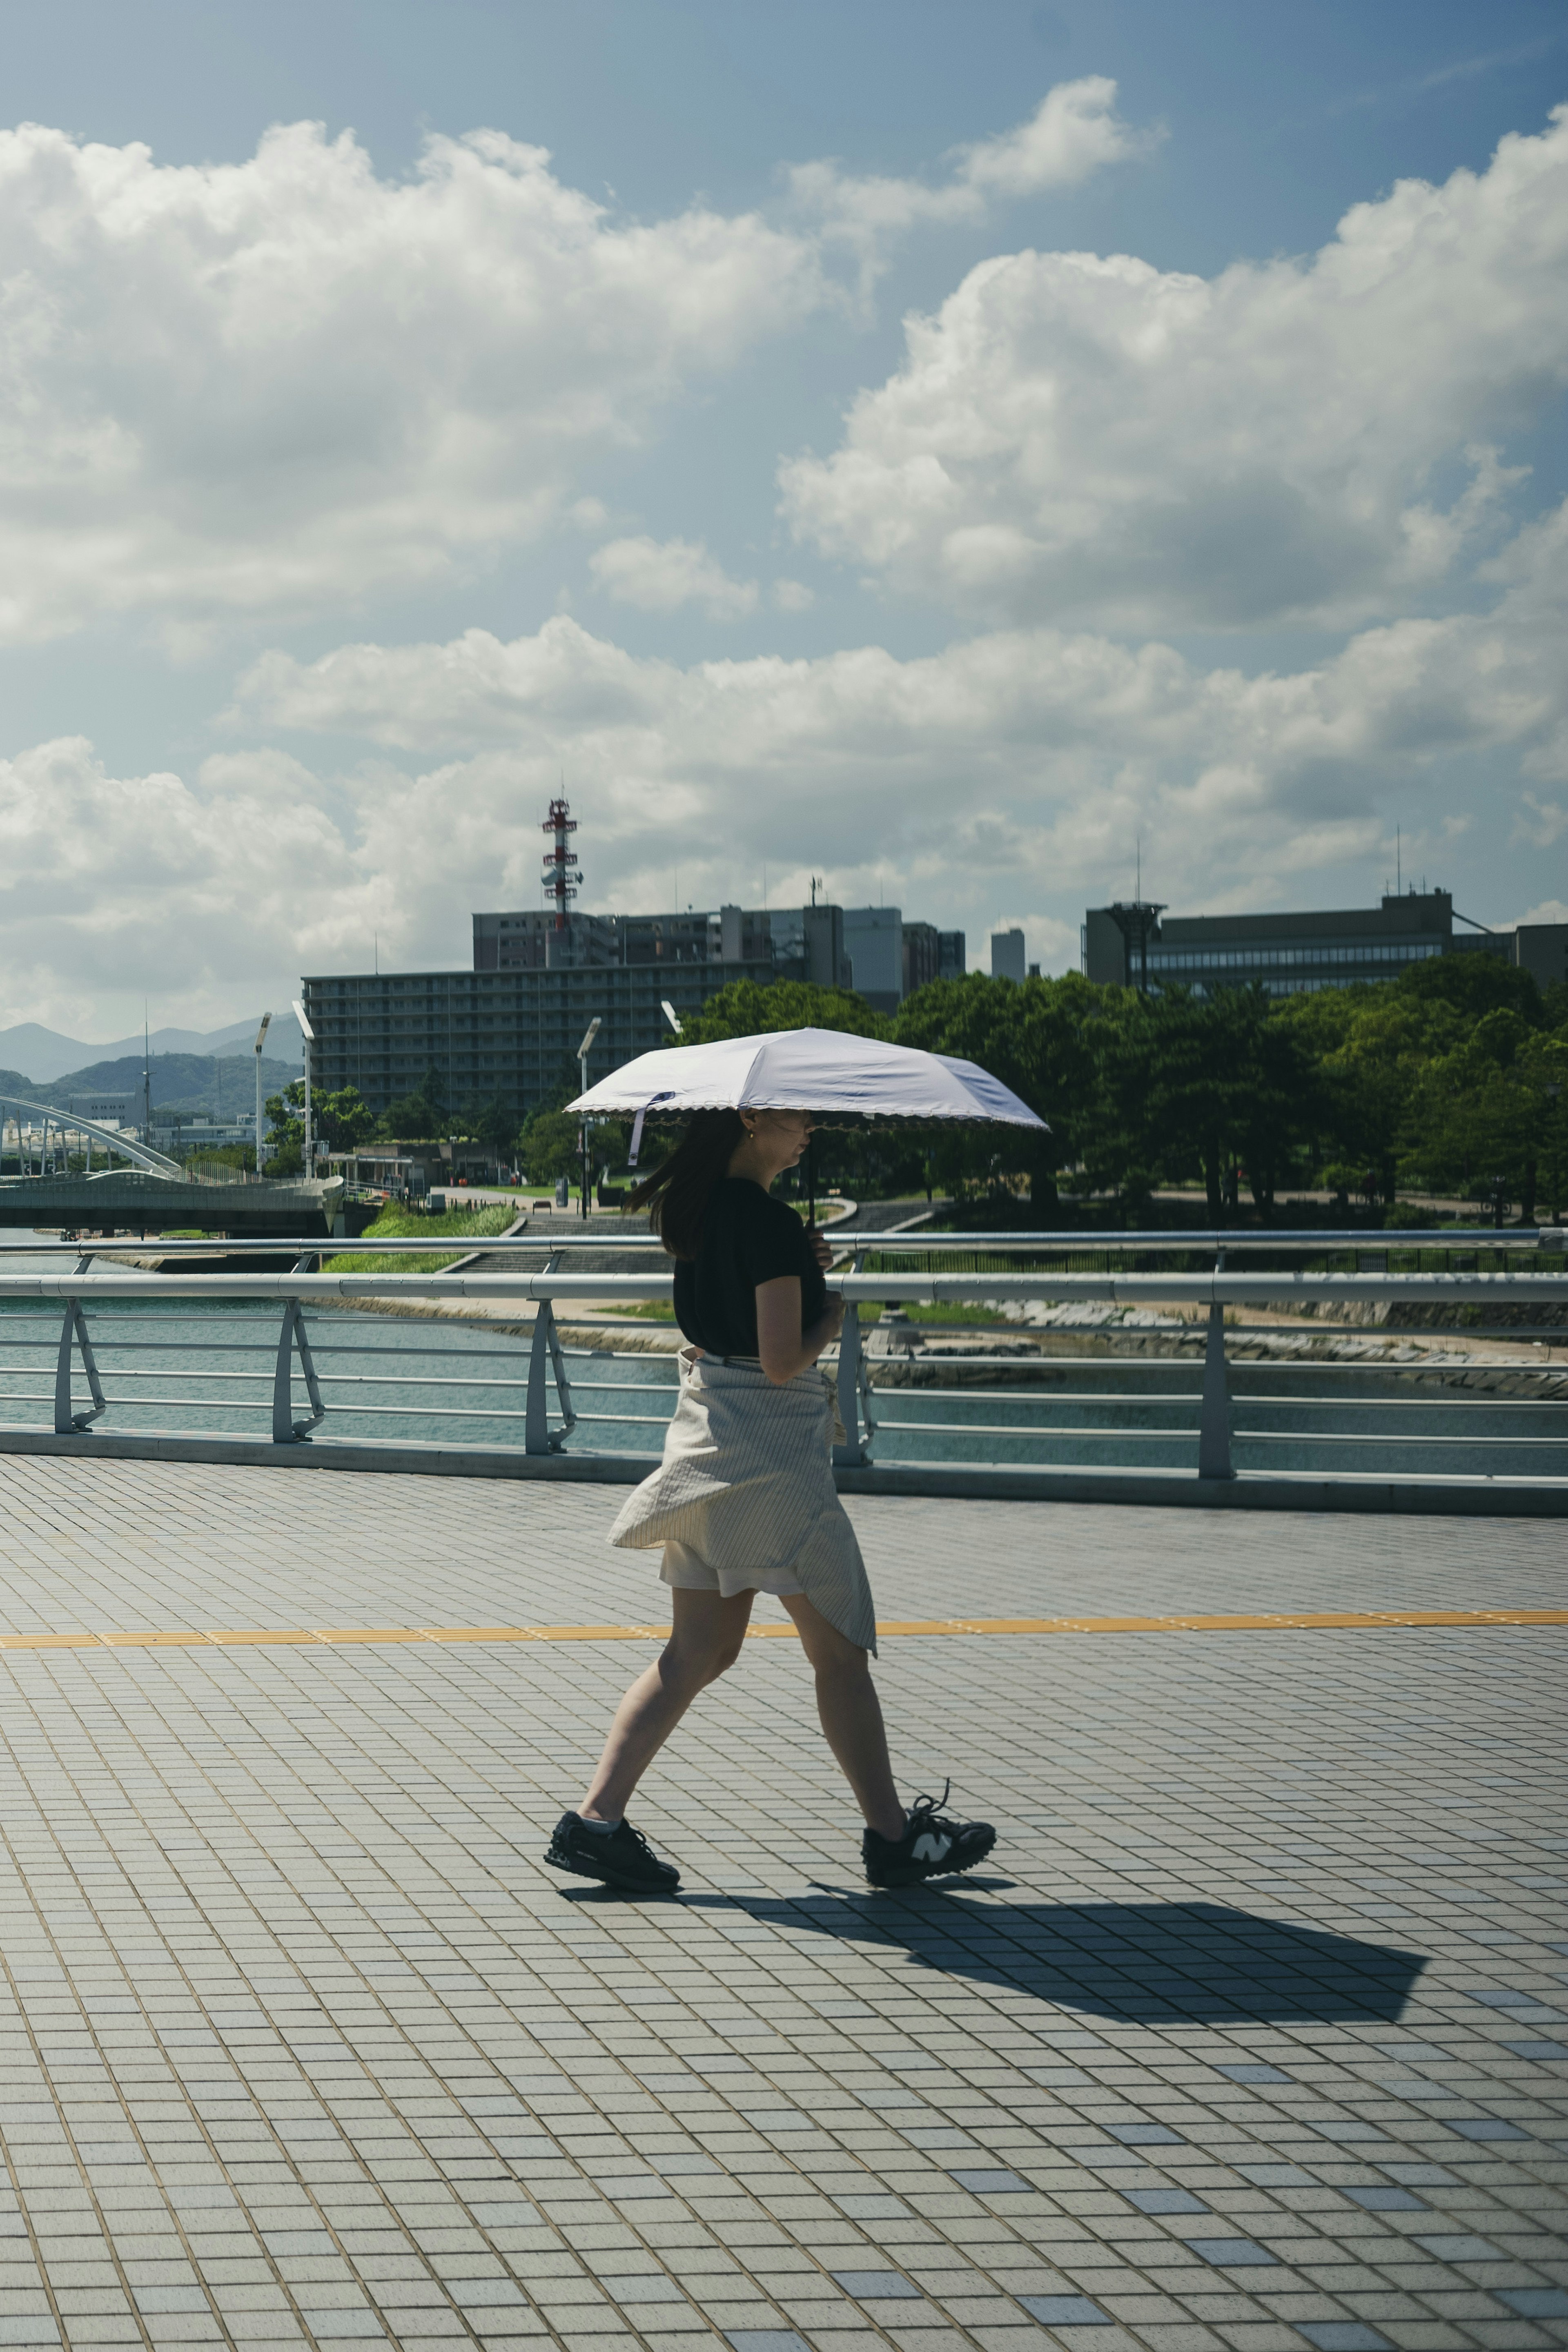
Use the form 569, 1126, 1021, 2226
0, 1095, 182, 1180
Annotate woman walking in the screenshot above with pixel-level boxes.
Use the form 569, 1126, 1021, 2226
545, 1105, 996, 1897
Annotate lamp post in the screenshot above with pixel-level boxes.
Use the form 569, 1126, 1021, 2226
577, 1016, 601, 1220
292, 999, 315, 1179
253, 1012, 271, 1176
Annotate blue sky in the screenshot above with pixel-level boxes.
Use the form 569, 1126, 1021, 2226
1, 0, 1565, 1035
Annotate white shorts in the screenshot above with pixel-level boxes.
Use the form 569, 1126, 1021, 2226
659, 1539, 803, 1600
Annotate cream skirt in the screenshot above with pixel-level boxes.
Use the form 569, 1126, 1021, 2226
607, 1346, 877, 1654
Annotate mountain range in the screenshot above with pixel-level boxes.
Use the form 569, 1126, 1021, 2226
0, 1016, 302, 1086
0, 1051, 306, 1124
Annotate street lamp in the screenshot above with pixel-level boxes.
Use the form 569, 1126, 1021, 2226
577, 1016, 601, 1221
253, 1012, 272, 1177
292, 999, 315, 1179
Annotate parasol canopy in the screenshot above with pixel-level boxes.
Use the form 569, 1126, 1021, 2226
567, 1026, 1047, 1130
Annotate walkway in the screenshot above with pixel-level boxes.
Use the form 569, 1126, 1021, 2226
0, 1461, 1561, 2352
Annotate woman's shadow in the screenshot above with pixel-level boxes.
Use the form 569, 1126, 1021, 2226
575, 1880, 1426, 2023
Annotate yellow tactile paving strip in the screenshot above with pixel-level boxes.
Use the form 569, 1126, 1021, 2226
0, 1607, 1563, 1652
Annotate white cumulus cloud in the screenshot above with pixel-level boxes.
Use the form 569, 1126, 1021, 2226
217, 497, 1568, 958
781, 105, 1568, 631
788, 78, 1147, 292
0, 120, 823, 644
588, 536, 760, 619
6, 494, 1559, 1029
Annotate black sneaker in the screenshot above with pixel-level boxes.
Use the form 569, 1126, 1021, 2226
863, 1783, 996, 1888
544, 1812, 681, 1894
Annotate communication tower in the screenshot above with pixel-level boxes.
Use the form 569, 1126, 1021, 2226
542, 798, 583, 934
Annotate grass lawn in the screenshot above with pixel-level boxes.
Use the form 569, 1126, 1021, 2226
325, 1203, 517, 1274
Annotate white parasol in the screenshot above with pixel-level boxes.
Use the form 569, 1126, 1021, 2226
568, 1026, 1047, 1159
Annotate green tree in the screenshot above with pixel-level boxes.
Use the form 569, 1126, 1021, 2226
466, 1091, 519, 1152
894, 973, 1100, 1208
517, 1109, 581, 1185
264, 1081, 307, 1176
378, 1063, 449, 1140
314, 1085, 376, 1152
1401, 1007, 1567, 1219
677, 978, 891, 1045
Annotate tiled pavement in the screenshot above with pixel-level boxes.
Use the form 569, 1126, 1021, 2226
0, 1459, 1561, 2352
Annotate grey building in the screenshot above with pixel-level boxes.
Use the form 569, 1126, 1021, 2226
312, 888, 967, 1123
66, 1092, 136, 1127
1513, 922, 1568, 996
903, 921, 939, 996
473, 905, 774, 971
302, 955, 775, 1121
1081, 888, 1512, 995
842, 906, 903, 1013
938, 930, 966, 980
474, 901, 851, 988
991, 927, 1027, 982
768, 903, 854, 991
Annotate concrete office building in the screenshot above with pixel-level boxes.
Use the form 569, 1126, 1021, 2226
1514, 922, 1568, 995
903, 922, 938, 996
991, 928, 1027, 983
1080, 888, 1564, 996
302, 953, 777, 1121
312, 849, 969, 1122
66, 1093, 136, 1128
842, 907, 903, 1013
473, 900, 853, 989
476, 897, 964, 1011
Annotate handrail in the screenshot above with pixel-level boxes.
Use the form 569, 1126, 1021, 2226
0, 1270, 1564, 1304
0, 1227, 1559, 1256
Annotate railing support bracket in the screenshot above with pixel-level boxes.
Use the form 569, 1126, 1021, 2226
54, 1298, 106, 1434
526, 1265, 576, 1453
272, 1299, 325, 1443
1197, 1299, 1234, 1481
834, 1296, 870, 1469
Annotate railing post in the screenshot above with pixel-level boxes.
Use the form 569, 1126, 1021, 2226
272, 1300, 325, 1443
526, 1259, 561, 1454
1197, 1290, 1234, 1482
834, 1253, 868, 1468
53, 1300, 106, 1435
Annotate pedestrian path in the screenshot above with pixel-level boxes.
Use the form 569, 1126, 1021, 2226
0, 1457, 1561, 2352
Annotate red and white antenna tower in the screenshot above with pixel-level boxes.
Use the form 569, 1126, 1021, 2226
541, 797, 582, 933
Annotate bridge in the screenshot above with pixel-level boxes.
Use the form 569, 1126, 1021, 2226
0, 1091, 347, 1233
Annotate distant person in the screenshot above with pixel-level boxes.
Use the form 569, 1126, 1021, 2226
544, 1107, 995, 1895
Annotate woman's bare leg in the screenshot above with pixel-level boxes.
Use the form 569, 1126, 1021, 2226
580, 1587, 754, 1821
780, 1593, 905, 1840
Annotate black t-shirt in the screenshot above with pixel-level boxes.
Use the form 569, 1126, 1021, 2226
673, 1178, 827, 1356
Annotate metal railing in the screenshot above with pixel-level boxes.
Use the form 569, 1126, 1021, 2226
0, 1238, 1564, 1488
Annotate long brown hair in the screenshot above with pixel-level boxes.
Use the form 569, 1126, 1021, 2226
625, 1109, 744, 1261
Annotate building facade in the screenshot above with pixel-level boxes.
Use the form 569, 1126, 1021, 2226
301, 956, 776, 1121
311, 889, 970, 1124
842, 906, 903, 1013
1514, 923, 1568, 996
902, 921, 939, 996
1079, 889, 1530, 995
474, 897, 962, 1005
991, 928, 1027, 982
